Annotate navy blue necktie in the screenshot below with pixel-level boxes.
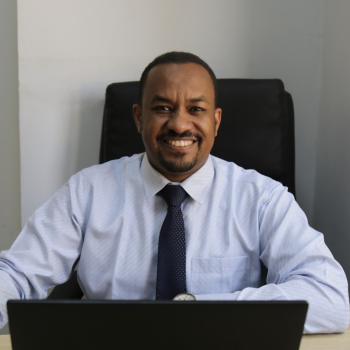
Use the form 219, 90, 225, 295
156, 185, 188, 300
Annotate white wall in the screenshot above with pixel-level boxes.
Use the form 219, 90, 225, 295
0, 1, 21, 249
17, 0, 325, 223
313, 1, 350, 284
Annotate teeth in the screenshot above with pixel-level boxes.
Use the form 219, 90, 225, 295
167, 140, 193, 147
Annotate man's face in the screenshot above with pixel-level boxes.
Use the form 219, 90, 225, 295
133, 63, 222, 182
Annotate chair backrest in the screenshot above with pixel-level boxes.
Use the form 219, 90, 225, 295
48, 78, 295, 299
100, 79, 295, 195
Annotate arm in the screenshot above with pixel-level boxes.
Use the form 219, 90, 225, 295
195, 185, 349, 334
0, 172, 85, 328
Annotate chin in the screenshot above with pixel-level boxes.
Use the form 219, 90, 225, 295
158, 152, 198, 174
160, 159, 197, 173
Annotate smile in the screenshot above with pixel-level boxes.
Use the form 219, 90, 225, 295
165, 140, 194, 147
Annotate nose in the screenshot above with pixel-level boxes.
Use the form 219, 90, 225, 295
166, 108, 192, 134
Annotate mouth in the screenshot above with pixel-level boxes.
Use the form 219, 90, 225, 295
157, 131, 202, 151
164, 139, 195, 148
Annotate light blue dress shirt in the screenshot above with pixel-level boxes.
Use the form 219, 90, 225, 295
0, 153, 349, 333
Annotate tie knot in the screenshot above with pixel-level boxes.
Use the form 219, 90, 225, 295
159, 184, 188, 207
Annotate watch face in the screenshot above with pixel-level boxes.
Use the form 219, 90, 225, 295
173, 293, 196, 301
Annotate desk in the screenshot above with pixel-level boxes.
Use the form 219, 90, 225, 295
299, 326, 350, 350
0, 327, 349, 349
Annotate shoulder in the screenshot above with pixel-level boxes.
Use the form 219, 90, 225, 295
67, 153, 144, 190
80, 153, 143, 180
210, 155, 283, 196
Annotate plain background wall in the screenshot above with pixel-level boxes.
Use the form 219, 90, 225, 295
0, 0, 21, 336
313, 1, 350, 289
17, 0, 325, 224
0, 1, 21, 249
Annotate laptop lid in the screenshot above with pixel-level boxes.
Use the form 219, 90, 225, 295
7, 300, 308, 350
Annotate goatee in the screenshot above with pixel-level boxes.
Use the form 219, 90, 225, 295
156, 130, 202, 173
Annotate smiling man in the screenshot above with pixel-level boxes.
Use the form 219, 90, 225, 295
0, 52, 348, 334
133, 61, 221, 181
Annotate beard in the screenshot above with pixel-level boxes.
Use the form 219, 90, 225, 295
158, 148, 199, 173
156, 130, 202, 173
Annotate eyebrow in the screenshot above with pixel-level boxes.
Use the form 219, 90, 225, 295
189, 95, 209, 104
151, 95, 210, 104
151, 95, 173, 104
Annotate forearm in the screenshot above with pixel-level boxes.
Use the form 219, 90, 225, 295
0, 270, 31, 329
194, 276, 349, 334
0, 173, 85, 329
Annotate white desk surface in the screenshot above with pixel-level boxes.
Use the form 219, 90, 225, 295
0, 326, 349, 349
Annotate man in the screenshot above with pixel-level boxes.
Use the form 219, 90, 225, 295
0, 52, 348, 333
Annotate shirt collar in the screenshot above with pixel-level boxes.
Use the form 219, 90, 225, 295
141, 153, 214, 204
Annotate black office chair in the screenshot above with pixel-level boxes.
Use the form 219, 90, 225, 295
48, 78, 295, 299
101, 79, 295, 194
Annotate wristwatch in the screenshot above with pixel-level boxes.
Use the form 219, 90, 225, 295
173, 293, 196, 301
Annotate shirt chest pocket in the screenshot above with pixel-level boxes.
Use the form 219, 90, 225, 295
190, 256, 250, 295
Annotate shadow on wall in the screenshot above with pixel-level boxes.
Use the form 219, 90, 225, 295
76, 87, 105, 171
62, 84, 106, 179
312, 1, 350, 296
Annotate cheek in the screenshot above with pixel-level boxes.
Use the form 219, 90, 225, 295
195, 119, 216, 137
142, 124, 160, 148
145, 119, 165, 137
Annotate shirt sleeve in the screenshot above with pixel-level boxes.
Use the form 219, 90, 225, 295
194, 184, 350, 334
0, 171, 86, 328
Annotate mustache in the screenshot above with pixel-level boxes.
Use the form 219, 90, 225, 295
157, 130, 203, 143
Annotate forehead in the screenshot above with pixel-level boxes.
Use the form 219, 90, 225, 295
143, 63, 215, 103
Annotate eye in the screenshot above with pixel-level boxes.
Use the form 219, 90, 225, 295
190, 106, 205, 112
153, 105, 172, 112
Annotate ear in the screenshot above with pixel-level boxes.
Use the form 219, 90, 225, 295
133, 104, 143, 133
214, 108, 222, 137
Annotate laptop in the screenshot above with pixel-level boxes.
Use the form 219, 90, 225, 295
7, 300, 308, 350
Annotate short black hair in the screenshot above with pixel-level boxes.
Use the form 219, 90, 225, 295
138, 51, 218, 107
